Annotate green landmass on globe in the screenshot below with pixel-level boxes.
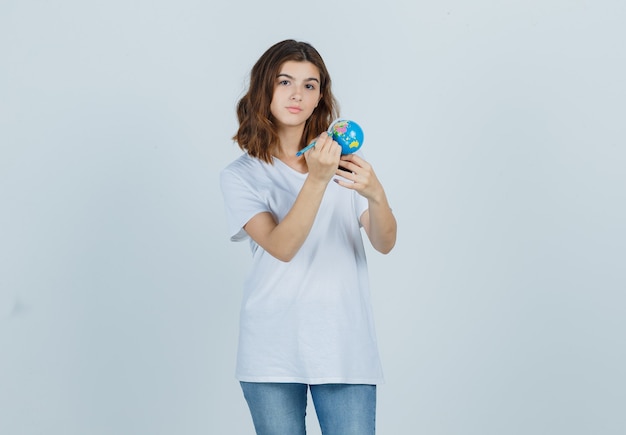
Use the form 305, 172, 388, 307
330, 120, 364, 154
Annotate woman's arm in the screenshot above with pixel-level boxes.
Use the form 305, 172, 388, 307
335, 154, 397, 254
244, 134, 341, 262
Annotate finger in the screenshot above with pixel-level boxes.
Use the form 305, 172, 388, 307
319, 132, 333, 144
325, 137, 340, 153
337, 160, 357, 173
314, 134, 333, 152
342, 153, 364, 163
341, 153, 369, 169
337, 164, 351, 174
335, 167, 356, 181
320, 139, 340, 156
333, 177, 355, 189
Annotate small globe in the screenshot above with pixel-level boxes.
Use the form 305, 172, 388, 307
330, 120, 364, 155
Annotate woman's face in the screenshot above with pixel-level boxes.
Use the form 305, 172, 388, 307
270, 61, 321, 131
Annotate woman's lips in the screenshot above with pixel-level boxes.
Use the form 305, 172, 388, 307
287, 106, 302, 113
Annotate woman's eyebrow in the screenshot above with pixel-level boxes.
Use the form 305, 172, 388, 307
277, 73, 320, 83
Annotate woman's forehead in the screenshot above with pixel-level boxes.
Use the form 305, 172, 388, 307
277, 61, 320, 80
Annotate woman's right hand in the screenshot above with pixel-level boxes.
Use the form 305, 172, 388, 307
244, 133, 342, 262
304, 132, 342, 184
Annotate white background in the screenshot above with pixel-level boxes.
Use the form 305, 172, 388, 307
1, 0, 625, 434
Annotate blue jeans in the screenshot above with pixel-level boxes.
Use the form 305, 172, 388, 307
240, 382, 376, 435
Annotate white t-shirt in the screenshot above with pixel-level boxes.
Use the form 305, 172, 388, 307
220, 153, 384, 385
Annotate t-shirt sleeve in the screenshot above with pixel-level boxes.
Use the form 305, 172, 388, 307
220, 168, 269, 242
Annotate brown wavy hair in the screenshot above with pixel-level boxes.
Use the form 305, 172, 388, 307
233, 40, 339, 163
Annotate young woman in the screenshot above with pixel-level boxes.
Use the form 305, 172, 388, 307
220, 39, 397, 435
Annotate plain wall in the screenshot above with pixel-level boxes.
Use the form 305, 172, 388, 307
1, 0, 625, 434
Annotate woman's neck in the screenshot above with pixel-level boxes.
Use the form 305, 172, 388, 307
274, 127, 308, 173
275, 125, 305, 157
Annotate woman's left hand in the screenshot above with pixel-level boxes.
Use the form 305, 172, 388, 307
335, 154, 385, 202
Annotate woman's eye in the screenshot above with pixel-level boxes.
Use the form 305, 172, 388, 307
306, 84, 316, 90
279, 80, 290, 86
